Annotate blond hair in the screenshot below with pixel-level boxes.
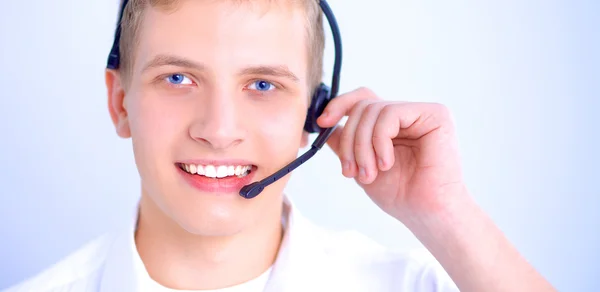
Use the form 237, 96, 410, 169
117, 0, 325, 92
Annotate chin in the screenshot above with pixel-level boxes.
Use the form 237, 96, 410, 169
170, 196, 254, 236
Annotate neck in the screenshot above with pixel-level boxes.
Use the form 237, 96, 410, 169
134, 193, 284, 290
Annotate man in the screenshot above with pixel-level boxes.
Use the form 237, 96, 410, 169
4, 0, 555, 291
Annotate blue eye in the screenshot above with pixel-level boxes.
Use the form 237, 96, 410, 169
249, 80, 275, 91
166, 74, 192, 85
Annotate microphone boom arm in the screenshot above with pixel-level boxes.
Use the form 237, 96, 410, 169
239, 125, 338, 199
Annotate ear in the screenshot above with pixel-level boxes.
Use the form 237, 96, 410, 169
105, 69, 131, 138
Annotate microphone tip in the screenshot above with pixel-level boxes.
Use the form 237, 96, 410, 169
239, 182, 264, 199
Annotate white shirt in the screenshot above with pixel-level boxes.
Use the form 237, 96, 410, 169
137, 262, 272, 292
134, 239, 273, 292
2, 197, 459, 292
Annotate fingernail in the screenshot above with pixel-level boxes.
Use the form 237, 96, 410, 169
346, 161, 355, 175
320, 111, 329, 119
378, 158, 385, 169
359, 167, 367, 179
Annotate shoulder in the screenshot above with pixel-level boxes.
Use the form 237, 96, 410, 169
314, 227, 459, 291
2, 233, 117, 292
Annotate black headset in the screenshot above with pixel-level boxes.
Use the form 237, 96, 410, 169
107, 0, 343, 199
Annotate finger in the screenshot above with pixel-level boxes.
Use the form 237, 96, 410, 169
324, 126, 355, 177
324, 125, 343, 158
390, 102, 453, 140
317, 87, 380, 128
353, 102, 391, 184
338, 99, 377, 178
392, 103, 457, 168
372, 104, 401, 171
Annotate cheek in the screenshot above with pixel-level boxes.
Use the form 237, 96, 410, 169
126, 94, 187, 163
255, 103, 306, 157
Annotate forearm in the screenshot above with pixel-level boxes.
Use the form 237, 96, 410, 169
404, 187, 555, 292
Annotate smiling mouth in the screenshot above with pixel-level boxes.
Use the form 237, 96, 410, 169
176, 163, 254, 179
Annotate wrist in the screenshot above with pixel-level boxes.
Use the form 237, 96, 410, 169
400, 183, 473, 232
401, 187, 497, 289
400, 183, 487, 262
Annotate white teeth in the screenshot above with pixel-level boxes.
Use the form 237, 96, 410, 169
216, 166, 228, 178
182, 163, 252, 178
238, 168, 249, 177
238, 166, 250, 177
204, 165, 217, 178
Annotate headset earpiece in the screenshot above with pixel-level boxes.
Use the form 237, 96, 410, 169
304, 83, 332, 133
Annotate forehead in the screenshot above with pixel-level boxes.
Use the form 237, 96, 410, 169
133, 0, 309, 79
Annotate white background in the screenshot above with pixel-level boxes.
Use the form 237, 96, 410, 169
1, 0, 598, 291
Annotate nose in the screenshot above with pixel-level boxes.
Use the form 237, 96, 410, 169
189, 88, 246, 150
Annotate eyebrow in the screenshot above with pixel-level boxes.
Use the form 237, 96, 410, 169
142, 54, 206, 73
142, 54, 299, 82
239, 65, 299, 82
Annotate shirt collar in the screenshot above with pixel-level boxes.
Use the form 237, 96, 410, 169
98, 196, 339, 292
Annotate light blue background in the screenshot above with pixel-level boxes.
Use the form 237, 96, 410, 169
1, 0, 598, 291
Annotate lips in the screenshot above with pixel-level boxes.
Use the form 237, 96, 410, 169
175, 161, 258, 194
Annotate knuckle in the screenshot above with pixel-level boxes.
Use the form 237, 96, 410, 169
357, 86, 380, 99
357, 86, 373, 95
373, 121, 396, 141
357, 98, 373, 107
380, 103, 395, 117
432, 103, 452, 120
429, 102, 449, 114
364, 102, 381, 115
352, 99, 373, 114
425, 102, 455, 127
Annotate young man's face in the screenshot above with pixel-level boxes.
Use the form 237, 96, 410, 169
107, 0, 311, 236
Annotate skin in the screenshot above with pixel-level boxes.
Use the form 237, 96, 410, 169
106, 1, 310, 289
318, 92, 557, 291
105, 0, 556, 291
